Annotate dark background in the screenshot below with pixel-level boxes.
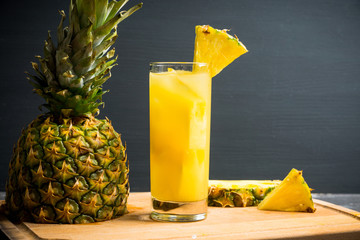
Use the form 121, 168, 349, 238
0, 0, 359, 193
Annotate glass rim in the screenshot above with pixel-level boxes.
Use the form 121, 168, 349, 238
150, 62, 208, 67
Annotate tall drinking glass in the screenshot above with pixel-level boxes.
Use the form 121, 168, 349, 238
149, 62, 212, 222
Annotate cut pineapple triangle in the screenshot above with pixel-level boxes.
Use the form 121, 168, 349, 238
193, 25, 248, 78
258, 169, 316, 213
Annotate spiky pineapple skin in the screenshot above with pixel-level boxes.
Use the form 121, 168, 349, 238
208, 181, 280, 207
6, 114, 129, 224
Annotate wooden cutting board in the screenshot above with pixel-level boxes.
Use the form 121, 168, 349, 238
1, 192, 360, 240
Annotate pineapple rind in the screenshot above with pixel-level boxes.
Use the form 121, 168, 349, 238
208, 180, 281, 207
6, 115, 129, 223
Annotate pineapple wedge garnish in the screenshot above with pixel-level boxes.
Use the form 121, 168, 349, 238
194, 25, 248, 77
258, 168, 316, 213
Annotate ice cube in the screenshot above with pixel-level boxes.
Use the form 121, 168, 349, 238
189, 101, 207, 149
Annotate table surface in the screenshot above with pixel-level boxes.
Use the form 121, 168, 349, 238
1, 192, 360, 240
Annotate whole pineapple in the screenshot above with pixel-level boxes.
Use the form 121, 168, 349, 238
5, 0, 142, 224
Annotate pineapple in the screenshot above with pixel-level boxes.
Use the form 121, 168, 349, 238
258, 169, 316, 213
5, 0, 142, 224
208, 180, 280, 207
194, 25, 248, 77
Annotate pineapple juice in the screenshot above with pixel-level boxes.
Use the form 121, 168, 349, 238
150, 64, 211, 207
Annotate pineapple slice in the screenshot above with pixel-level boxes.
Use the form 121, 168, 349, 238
208, 180, 281, 207
194, 25, 248, 77
258, 169, 316, 213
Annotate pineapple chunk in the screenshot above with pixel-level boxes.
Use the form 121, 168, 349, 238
194, 25, 248, 77
189, 101, 207, 149
258, 169, 316, 213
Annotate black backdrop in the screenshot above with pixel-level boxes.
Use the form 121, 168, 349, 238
0, 0, 359, 193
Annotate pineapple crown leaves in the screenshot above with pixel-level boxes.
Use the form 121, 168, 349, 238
27, 0, 142, 117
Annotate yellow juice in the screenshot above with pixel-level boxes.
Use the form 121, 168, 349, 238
150, 68, 211, 202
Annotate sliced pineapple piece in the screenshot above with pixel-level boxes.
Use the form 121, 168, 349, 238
194, 25, 248, 78
208, 180, 281, 207
258, 168, 316, 213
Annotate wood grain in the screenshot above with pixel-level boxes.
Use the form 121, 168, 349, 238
1, 193, 360, 240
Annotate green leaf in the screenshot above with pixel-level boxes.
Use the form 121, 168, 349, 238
70, 0, 81, 34
56, 50, 77, 87
74, 54, 95, 75
93, 3, 142, 47
59, 70, 79, 88
72, 43, 94, 76
95, 0, 108, 28
44, 31, 56, 72
37, 57, 58, 87
88, 68, 112, 90
83, 55, 117, 83
81, 80, 94, 94
57, 10, 66, 45
78, 0, 95, 28
30, 61, 46, 81
26, 72, 47, 87
93, 33, 117, 58
71, 22, 93, 52
72, 42, 93, 66
28, 77, 42, 89
69, 76, 84, 88
59, 25, 73, 54
94, 55, 117, 77
105, 0, 129, 23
